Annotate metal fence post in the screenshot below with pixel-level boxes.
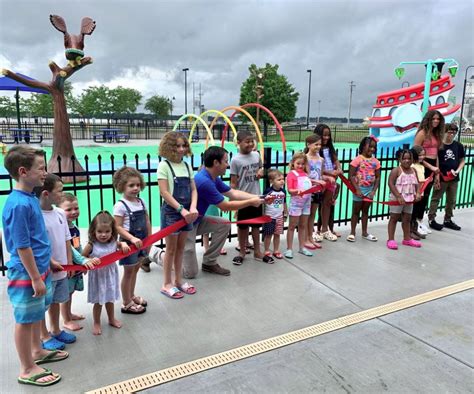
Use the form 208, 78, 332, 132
263, 146, 272, 191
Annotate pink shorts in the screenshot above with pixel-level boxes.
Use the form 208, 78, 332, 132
289, 197, 311, 216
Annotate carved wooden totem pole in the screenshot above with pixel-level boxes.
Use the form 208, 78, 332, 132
2, 15, 96, 182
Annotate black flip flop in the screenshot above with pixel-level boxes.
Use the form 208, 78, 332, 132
232, 256, 244, 265
259, 255, 275, 264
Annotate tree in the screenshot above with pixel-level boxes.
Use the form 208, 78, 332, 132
239, 63, 299, 133
77, 85, 113, 117
76, 85, 142, 117
110, 86, 142, 115
145, 95, 172, 117
0, 96, 16, 120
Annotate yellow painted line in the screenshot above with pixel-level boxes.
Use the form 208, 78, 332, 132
87, 279, 474, 394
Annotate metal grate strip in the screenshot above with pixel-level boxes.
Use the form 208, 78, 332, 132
87, 279, 473, 394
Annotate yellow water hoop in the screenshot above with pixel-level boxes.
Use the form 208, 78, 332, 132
172, 114, 215, 145
207, 106, 264, 157
190, 110, 237, 146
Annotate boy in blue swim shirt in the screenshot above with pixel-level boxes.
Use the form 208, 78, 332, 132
2, 145, 67, 387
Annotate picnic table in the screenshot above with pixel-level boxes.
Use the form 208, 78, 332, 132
93, 128, 130, 143
178, 129, 199, 142
0, 128, 43, 144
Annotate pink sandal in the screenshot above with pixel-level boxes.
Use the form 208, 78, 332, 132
386, 240, 398, 250
176, 282, 196, 295
402, 239, 422, 248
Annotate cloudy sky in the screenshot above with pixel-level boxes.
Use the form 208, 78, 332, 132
1, 0, 473, 119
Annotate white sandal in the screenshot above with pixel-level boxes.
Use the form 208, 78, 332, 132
322, 231, 338, 242
313, 232, 324, 242
362, 234, 378, 242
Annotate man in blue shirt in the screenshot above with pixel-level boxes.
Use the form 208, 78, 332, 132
184, 146, 265, 278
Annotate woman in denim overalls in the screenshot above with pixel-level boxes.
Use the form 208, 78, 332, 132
157, 132, 199, 299
113, 167, 151, 314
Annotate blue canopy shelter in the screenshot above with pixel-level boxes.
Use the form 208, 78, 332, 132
0, 73, 49, 129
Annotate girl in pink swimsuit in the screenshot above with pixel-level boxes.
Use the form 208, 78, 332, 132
387, 149, 421, 250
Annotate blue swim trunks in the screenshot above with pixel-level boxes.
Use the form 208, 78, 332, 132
7, 268, 52, 324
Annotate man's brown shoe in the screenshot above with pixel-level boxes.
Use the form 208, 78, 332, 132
202, 263, 230, 276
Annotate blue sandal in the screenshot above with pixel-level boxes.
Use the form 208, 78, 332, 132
42, 338, 65, 351
298, 248, 314, 257
51, 330, 76, 344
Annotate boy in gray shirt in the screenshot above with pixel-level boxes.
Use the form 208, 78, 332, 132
230, 131, 274, 265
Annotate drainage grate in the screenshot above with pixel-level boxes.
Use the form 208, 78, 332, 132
87, 279, 473, 394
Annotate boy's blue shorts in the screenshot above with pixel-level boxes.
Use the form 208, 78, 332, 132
68, 273, 84, 292
7, 268, 52, 324
51, 277, 70, 304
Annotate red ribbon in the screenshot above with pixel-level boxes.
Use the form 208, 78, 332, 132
62, 215, 272, 273
63, 218, 188, 273
338, 172, 434, 206
201, 215, 272, 225
440, 171, 455, 182
338, 173, 358, 194
362, 198, 414, 206
299, 184, 326, 196
420, 172, 434, 194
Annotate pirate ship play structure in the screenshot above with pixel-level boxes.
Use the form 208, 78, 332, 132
368, 60, 460, 151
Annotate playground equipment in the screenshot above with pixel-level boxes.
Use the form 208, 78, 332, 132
191, 110, 238, 145
219, 103, 286, 152
208, 105, 264, 157
172, 114, 215, 145
173, 103, 287, 157
368, 59, 460, 151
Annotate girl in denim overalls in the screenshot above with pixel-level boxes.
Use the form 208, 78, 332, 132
157, 132, 199, 299
113, 167, 151, 314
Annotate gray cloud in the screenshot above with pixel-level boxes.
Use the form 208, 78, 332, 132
1, 0, 473, 118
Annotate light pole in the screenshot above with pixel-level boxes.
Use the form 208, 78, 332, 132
169, 96, 175, 118
192, 82, 195, 114
458, 65, 474, 140
317, 99, 321, 124
347, 81, 355, 127
402, 81, 410, 88
395, 58, 459, 116
306, 69, 312, 128
182, 68, 189, 115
